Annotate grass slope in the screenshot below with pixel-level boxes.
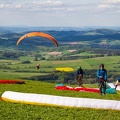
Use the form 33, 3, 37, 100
0, 80, 120, 120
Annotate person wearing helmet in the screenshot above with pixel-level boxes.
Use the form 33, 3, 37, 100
76, 66, 84, 87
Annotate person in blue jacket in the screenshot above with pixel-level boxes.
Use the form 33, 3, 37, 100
115, 77, 120, 90
97, 64, 107, 95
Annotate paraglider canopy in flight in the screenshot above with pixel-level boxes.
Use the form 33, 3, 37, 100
16, 32, 58, 47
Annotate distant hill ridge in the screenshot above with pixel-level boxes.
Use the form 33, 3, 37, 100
0, 27, 120, 49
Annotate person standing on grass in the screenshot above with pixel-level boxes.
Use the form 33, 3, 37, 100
97, 64, 107, 95
115, 77, 120, 90
76, 66, 84, 87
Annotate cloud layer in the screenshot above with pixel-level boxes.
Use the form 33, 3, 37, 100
0, 0, 120, 26
98, 0, 120, 12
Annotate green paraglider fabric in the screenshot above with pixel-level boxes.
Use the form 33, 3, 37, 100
102, 83, 116, 94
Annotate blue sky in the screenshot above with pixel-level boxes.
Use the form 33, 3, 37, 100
0, 0, 120, 27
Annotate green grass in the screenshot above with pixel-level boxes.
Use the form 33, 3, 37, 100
0, 81, 120, 120
84, 56, 120, 70
0, 56, 120, 119
0, 56, 120, 80
110, 40, 120, 45
71, 52, 96, 57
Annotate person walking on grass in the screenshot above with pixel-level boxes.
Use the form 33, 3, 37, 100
76, 66, 84, 87
97, 64, 107, 96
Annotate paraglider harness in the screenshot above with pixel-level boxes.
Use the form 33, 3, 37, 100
36, 65, 39, 70
76, 68, 84, 87
77, 69, 83, 78
98, 69, 107, 83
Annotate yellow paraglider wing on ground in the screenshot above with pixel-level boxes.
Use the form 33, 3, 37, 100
16, 32, 58, 47
56, 67, 74, 72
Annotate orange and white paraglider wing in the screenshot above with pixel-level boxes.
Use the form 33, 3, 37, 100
16, 32, 58, 47
16, 34, 28, 45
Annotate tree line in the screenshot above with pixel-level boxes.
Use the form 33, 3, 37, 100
22, 70, 120, 84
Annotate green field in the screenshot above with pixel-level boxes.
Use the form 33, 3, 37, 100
0, 56, 120, 80
0, 56, 120, 120
0, 81, 120, 120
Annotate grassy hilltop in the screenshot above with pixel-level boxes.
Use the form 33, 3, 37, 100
0, 27, 120, 119
0, 55, 120, 120
0, 80, 120, 120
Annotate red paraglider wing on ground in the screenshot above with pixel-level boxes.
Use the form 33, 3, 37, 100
55, 86, 100, 93
0, 80, 25, 84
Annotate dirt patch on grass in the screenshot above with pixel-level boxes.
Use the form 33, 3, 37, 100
47, 52, 62, 56
69, 42, 79, 45
68, 50, 77, 52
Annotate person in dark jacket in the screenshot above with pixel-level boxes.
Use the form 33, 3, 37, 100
76, 66, 84, 87
97, 64, 107, 95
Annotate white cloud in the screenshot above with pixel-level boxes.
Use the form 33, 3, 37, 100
0, 3, 22, 9
107, 0, 120, 3
32, 0, 63, 6
0, 4, 4, 8
0, 0, 98, 14
97, 0, 120, 12
0, 0, 120, 26
15, 4, 22, 8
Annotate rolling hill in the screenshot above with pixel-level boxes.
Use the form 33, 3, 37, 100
0, 26, 120, 50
